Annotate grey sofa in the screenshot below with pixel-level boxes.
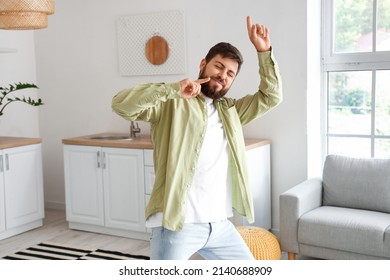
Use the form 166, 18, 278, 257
280, 155, 390, 260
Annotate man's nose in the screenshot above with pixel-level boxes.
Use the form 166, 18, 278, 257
218, 70, 228, 80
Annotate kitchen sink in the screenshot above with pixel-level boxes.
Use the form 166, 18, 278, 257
88, 135, 133, 140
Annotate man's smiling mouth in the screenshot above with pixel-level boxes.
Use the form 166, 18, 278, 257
211, 77, 225, 88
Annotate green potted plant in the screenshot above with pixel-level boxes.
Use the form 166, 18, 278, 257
0, 82, 44, 117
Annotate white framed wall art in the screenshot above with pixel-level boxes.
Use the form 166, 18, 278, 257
116, 10, 187, 76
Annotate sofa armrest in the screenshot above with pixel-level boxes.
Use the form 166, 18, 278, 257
279, 177, 323, 254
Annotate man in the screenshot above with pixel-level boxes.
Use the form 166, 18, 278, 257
112, 16, 282, 260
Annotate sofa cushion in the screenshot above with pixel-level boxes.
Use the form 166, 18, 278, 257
298, 206, 390, 258
385, 226, 390, 258
323, 155, 390, 213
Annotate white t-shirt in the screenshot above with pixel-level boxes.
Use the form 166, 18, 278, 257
185, 97, 232, 223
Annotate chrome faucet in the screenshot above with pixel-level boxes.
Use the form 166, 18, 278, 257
130, 121, 141, 138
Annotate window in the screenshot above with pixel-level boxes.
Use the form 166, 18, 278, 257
323, 0, 390, 158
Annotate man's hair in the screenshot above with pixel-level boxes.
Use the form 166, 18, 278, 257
204, 42, 244, 73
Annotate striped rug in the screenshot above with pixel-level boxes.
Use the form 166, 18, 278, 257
2, 243, 150, 260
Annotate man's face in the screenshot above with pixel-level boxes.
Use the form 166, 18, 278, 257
198, 54, 239, 99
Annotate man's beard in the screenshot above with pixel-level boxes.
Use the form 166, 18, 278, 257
198, 71, 230, 100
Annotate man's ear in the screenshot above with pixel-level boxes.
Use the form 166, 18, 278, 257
199, 59, 207, 70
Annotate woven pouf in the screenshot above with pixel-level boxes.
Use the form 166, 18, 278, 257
236, 226, 281, 260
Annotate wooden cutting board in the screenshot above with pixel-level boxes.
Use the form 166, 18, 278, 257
145, 35, 169, 65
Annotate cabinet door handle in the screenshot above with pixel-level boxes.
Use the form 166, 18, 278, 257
5, 154, 9, 171
102, 152, 106, 169
0, 155, 3, 172
97, 151, 101, 168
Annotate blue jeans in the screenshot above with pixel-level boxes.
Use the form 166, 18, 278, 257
149, 220, 254, 260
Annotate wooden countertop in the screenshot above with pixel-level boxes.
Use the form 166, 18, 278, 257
244, 138, 271, 150
62, 133, 270, 150
62, 133, 154, 149
0, 136, 42, 149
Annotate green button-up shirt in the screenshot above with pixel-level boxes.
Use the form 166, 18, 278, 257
112, 50, 282, 231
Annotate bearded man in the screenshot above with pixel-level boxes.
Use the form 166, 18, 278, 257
112, 16, 282, 260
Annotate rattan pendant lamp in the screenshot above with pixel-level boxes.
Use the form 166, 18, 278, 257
0, 0, 55, 30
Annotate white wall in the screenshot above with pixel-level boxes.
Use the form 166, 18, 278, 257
35, 0, 312, 232
0, 31, 40, 137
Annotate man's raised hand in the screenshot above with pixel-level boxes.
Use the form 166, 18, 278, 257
246, 16, 271, 52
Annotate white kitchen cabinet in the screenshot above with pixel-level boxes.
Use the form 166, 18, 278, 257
143, 149, 154, 233
0, 161, 4, 234
244, 143, 271, 229
64, 145, 148, 240
0, 143, 44, 240
143, 149, 154, 197
229, 142, 271, 230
